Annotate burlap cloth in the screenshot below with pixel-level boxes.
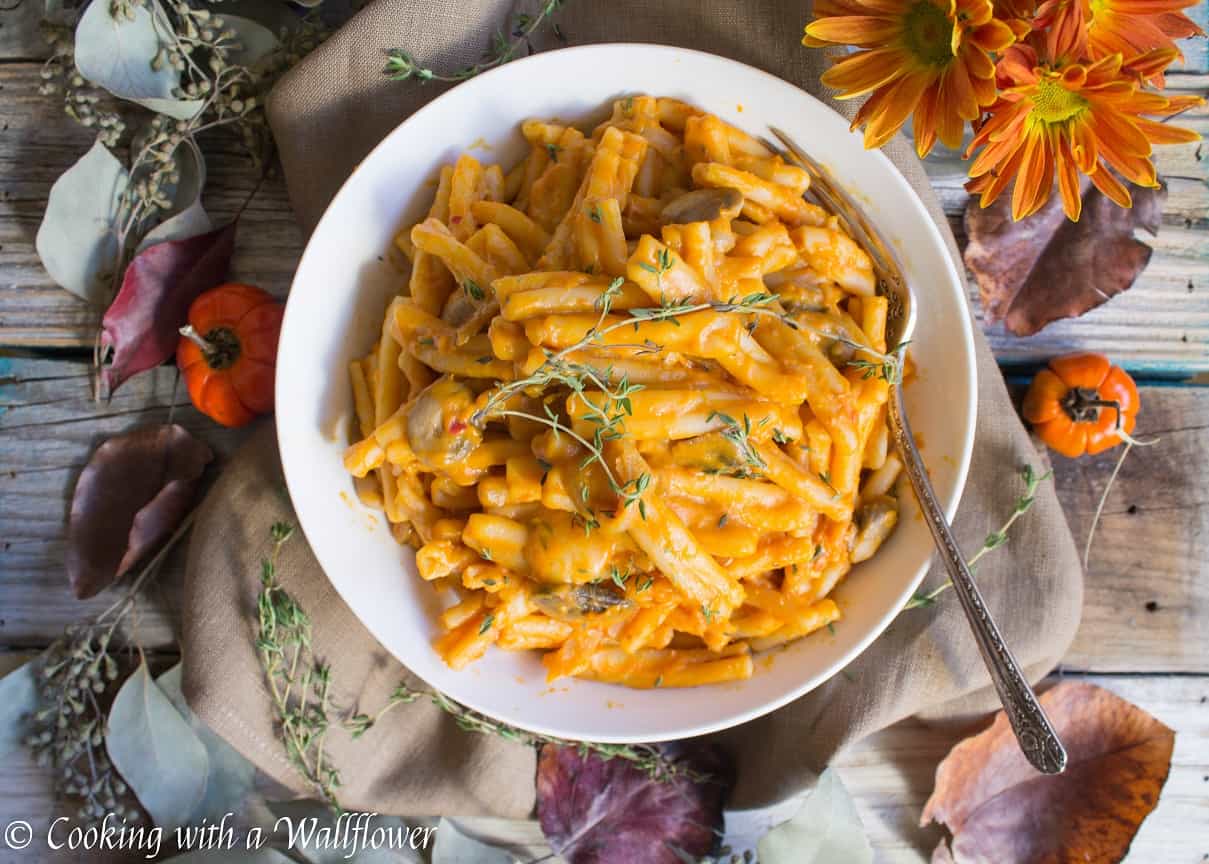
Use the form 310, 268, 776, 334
181, 0, 1084, 820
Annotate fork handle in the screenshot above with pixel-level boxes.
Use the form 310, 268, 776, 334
888, 383, 1068, 775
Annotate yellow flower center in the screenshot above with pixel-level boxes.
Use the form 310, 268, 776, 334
1031, 77, 1089, 124
902, 1, 956, 67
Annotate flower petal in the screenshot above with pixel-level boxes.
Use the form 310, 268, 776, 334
805, 15, 904, 46
862, 71, 936, 149
1088, 165, 1133, 209
821, 48, 910, 98
1056, 133, 1083, 220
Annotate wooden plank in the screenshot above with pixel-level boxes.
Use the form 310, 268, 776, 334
0, 62, 304, 347
932, 73, 1209, 377
829, 673, 1209, 863
3, 354, 1207, 665
1051, 385, 1209, 673
0, 61, 1206, 369
0, 356, 249, 650
0, 0, 50, 62
0, 666, 1202, 862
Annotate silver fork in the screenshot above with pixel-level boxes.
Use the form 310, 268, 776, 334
770, 128, 1068, 775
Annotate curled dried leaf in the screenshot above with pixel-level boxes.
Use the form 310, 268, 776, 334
67, 424, 213, 599
923, 681, 1174, 863
964, 180, 1165, 336
536, 741, 728, 864
101, 221, 237, 395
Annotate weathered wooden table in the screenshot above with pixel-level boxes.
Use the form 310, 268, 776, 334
1, 5, 1206, 859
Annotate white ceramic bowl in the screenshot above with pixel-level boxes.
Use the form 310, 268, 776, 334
277, 44, 976, 743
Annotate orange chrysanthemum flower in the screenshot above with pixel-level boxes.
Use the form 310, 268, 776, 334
1036, 0, 1206, 82
965, 40, 1203, 221
804, 0, 1017, 157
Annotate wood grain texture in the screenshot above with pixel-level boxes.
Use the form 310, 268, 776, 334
0, 664, 1202, 863
0, 356, 247, 649
0, 60, 304, 346
831, 673, 1209, 863
1051, 386, 1209, 673
4, 354, 1207, 665
933, 74, 1209, 377
0, 55, 1204, 367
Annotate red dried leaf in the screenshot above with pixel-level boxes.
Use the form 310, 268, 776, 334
964, 180, 1164, 336
922, 681, 1174, 864
67, 424, 213, 599
101, 221, 237, 394
536, 742, 729, 864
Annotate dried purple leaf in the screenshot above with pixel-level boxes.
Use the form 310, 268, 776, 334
100, 221, 237, 394
67, 424, 213, 599
536, 742, 728, 864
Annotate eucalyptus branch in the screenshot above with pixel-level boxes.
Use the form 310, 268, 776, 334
384, 0, 568, 83
905, 464, 1050, 610
25, 506, 198, 827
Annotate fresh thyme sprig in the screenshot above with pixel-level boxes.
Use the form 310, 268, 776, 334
905, 464, 1050, 609
346, 681, 422, 739
383, 0, 568, 83
256, 522, 343, 809
708, 412, 767, 470
471, 283, 787, 528
846, 339, 910, 385
365, 682, 709, 783
256, 522, 701, 806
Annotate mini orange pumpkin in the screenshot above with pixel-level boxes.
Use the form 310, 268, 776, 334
177, 283, 283, 428
1022, 353, 1139, 458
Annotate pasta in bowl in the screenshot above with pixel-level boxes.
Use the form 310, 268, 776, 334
276, 43, 975, 742
342, 96, 905, 690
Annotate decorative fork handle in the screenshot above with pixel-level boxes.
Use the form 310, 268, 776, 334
889, 383, 1068, 775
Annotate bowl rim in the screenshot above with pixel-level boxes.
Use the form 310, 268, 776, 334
276, 41, 978, 743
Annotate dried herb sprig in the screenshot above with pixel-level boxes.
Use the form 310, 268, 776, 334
472, 283, 786, 529
256, 521, 343, 809
845, 339, 910, 385
905, 464, 1050, 609
39, 13, 125, 146
708, 412, 767, 470
361, 682, 710, 784
25, 507, 198, 826
383, 0, 568, 83
252, 524, 706, 788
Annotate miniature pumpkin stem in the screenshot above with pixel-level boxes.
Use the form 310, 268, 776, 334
179, 325, 213, 353
1060, 386, 1121, 425
180, 324, 241, 370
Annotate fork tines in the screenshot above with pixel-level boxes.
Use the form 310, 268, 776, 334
767, 128, 906, 314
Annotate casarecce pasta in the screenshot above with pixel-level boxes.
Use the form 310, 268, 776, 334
343, 96, 905, 688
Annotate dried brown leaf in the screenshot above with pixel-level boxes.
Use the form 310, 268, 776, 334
67, 424, 213, 599
964, 180, 1164, 336
923, 681, 1174, 864
536, 742, 729, 864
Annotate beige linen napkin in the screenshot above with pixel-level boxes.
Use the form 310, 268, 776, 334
181, 0, 1084, 816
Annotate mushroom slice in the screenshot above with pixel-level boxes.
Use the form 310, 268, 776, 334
850, 494, 899, 563
405, 377, 482, 471
440, 287, 478, 328
660, 187, 743, 225
532, 583, 633, 622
